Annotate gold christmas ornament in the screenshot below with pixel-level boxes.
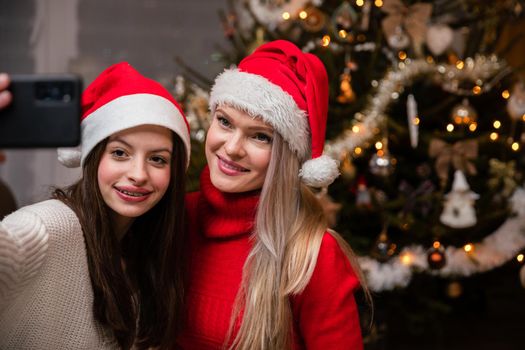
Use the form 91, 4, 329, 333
451, 98, 477, 125
299, 6, 326, 33
337, 72, 356, 103
427, 242, 446, 270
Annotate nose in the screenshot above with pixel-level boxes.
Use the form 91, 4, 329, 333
127, 157, 148, 184
224, 132, 247, 159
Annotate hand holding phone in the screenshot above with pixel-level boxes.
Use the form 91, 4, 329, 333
0, 73, 12, 109
0, 74, 82, 148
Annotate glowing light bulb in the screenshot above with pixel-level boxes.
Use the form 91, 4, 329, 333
400, 253, 413, 266
321, 35, 331, 47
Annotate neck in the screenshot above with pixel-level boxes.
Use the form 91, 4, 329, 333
111, 212, 134, 241
198, 166, 261, 238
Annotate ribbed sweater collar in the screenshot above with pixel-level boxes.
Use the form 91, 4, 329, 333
198, 166, 260, 239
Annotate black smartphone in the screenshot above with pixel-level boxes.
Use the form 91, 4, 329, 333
0, 74, 82, 148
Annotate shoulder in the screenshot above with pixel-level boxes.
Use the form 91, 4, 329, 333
3, 199, 80, 238
309, 231, 360, 291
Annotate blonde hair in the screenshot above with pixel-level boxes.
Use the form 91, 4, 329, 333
227, 133, 370, 350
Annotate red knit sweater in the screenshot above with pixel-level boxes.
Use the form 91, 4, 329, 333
177, 167, 363, 349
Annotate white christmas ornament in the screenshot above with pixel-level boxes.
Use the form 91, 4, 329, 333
406, 94, 419, 148
426, 24, 454, 56
440, 170, 479, 229
506, 82, 525, 121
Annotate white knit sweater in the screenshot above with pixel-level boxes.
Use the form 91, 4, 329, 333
0, 199, 117, 349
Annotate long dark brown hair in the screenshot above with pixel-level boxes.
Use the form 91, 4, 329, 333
53, 132, 187, 349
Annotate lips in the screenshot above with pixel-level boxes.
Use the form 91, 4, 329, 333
217, 155, 249, 175
114, 186, 152, 202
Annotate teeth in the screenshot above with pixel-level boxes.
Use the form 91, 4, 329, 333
119, 189, 145, 197
221, 159, 246, 172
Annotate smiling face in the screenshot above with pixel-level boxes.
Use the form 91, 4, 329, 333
97, 124, 173, 233
205, 105, 273, 193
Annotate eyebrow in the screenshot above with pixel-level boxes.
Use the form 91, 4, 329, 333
216, 108, 274, 133
108, 138, 173, 154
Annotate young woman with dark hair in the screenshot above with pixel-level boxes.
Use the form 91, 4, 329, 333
0, 62, 191, 349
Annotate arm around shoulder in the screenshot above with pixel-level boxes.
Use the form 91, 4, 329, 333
292, 232, 363, 350
0, 208, 49, 311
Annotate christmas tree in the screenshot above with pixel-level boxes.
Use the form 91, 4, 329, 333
174, 0, 525, 348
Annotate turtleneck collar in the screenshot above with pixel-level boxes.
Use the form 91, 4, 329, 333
198, 166, 260, 239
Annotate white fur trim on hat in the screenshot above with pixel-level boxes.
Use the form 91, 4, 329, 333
209, 68, 310, 158
60, 93, 191, 168
299, 155, 340, 187
57, 146, 82, 168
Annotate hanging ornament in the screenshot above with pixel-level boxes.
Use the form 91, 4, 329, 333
369, 151, 396, 176
337, 58, 358, 104
371, 229, 397, 262
316, 187, 342, 228
381, 0, 432, 55
173, 75, 186, 100
426, 24, 454, 56
429, 138, 478, 187
446, 280, 463, 298
406, 94, 419, 148
247, 27, 268, 54
355, 176, 372, 208
386, 26, 410, 50
340, 153, 356, 181
359, 0, 372, 31
299, 6, 326, 33
507, 81, 525, 121
332, 1, 358, 32
427, 241, 446, 270
440, 170, 479, 229
450, 98, 477, 126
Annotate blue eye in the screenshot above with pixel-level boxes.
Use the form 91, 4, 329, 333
254, 133, 272, 144
217, 115, 232, 128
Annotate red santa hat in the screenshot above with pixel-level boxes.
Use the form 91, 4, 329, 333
58, 62, 191, 168
209, 40, 339, 187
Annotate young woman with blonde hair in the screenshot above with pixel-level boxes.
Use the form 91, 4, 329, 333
178, 40, 368, 350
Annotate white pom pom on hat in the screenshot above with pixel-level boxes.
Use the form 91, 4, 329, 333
209, 40, 339, 187
58, 62, 191, 168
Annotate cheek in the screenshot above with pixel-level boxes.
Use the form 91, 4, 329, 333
205, 126, 221, 161
152, 168, 172, 194
97, 156, 113, 188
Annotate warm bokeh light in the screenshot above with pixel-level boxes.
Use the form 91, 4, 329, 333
517, 254, 524, 263
282, 11, 291, 20
398, 51, 407, 60
321, 35, 331, 47
447, 123, 454, 132
456, 60, 465, 69
339, 29, 348, 38
490, 132, 499, 141
375, 141, 383, 150
464, 244, 474, 253
472, 85, 481, 95
502, 90, 510, 99
469, 122, 477, 132
354, 147, 362, 155
352, 125, 360, 133
493, 120, 501, 129
299, 10, 308, 19
400, 252, 413, 265
356, 0, 365, 6
433, 241, 441, 249
511, 142, 520, 151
